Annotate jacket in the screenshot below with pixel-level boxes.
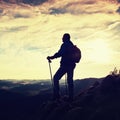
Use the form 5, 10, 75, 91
53, 40, 76, 66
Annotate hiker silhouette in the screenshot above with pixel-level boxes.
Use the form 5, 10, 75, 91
47, 33, 80, 101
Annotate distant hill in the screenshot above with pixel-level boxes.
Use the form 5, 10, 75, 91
0, 77, 105, 120
0, 77, 103, 96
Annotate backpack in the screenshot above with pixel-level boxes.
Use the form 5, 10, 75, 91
67, 45, 81, 63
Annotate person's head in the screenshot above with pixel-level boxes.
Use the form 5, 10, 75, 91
62, 33, 70, 42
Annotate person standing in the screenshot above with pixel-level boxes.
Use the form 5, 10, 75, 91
47, 33, 77, 101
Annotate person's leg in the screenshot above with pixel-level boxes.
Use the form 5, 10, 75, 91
67, 66, 75, 101
53, 66, 66, 100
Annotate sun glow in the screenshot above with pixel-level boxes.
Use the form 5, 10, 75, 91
88, 39, 111, 64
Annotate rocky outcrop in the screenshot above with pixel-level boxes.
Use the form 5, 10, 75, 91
38, 75, 120, 120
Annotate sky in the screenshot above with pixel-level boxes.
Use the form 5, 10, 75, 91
0, 0, 120, 80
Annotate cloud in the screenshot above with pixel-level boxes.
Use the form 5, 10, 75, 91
11, 8, 35, 18
23, 0, 49, 5
2, 0, 120, 6
49, 8, 66, 14
13, 13, 31, 18
0, 2, 35, 19
45, 0, 118, 15
1, 0, 119, 16
117, 0, 120, 3
65, 0, 96, 7
1, 0, 49, 5
116, 6, 120, 14
112, 22, 120, 31
0, 9, 3, 14
0, 0, 120, 79
23, 45, 41, 52
2, 26, 28, 32
0, 48, 5, 54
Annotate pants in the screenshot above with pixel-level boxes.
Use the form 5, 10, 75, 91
53, 64, 75, 100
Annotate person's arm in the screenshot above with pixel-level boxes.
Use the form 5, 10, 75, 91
47, 44, 65, 60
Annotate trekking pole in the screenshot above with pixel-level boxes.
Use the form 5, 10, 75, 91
48, 59, 54, 89
65, 73, 68, 95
